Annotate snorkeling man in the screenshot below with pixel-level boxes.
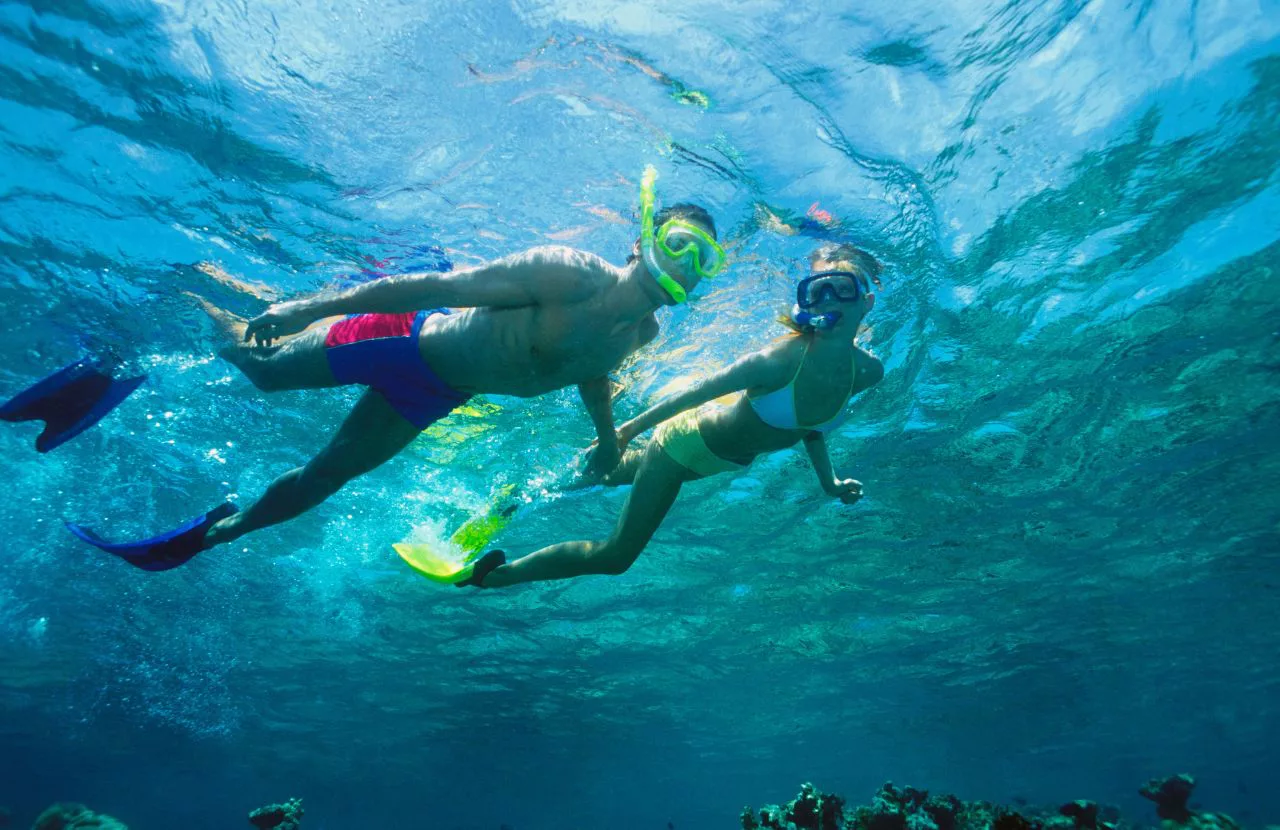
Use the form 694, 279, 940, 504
469, 244, 883, 589
67, 168, 726, 580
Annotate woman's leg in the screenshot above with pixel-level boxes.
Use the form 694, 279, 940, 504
601, 445, 647, 486
482, 442, 697, 587
195, 295, 340, 391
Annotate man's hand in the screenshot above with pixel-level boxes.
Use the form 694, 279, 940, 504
829, 478, 863, 505
244, 299, 320, 347
583, 432, 623, 481
585, 417, 645, 479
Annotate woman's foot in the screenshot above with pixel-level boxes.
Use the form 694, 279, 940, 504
186, 291, 248, 344
456, 550, 507, 588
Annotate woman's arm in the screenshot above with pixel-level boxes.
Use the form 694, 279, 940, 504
802, 431, 863, 504
618, 347, 781, 444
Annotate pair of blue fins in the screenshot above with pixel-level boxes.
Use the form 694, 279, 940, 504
2, 357, 237, 571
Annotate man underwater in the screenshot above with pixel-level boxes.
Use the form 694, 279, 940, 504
68, 168, 725, 583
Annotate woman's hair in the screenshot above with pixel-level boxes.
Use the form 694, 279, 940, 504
775, 312, 807, 335
810, 243, 884, 289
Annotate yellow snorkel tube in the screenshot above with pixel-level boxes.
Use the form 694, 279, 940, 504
639, 165, 726, 303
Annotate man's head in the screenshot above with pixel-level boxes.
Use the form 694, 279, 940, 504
632, 202, 722, 304
656, 203, 717, 239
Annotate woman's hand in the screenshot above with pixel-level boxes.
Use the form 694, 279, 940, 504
244, 299, 320, 347
829, 478, 863, 505
615, 418, 641, 454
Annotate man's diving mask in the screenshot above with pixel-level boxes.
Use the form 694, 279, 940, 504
639, 165, 726, 303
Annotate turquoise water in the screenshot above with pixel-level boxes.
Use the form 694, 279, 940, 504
1, 1, 1278, 828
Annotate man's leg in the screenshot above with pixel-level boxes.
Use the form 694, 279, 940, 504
221, 329, 342, 392
482, 442, 696, 587
206, 390, 422, 547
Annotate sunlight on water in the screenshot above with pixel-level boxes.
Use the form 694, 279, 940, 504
0, 0, 1278, 828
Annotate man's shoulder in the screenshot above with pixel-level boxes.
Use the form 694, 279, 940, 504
514, 246, 615, 276
506, 246, 615, 295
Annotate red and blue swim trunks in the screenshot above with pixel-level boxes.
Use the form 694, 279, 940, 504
324, 309, 468, 428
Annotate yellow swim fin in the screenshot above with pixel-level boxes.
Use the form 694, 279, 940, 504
393, 542, 476, 584
393, 542, 508, 587
395, 485, 522, 584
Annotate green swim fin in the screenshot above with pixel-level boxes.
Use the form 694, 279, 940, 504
395, 485, 522, 584
393, 541, 474, 584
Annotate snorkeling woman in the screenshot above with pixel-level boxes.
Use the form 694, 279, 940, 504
465, 242, 885, 588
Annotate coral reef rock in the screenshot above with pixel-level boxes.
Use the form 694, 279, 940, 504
1140, 774, 1239, 830
30, 804, 127, 830
742, 775, 1250, 830
1142, 776, 1198, 823
248, 798, 304, 830
1056, 800, 1115, 830
743, 782, 845, 830
851, 782, 980, 830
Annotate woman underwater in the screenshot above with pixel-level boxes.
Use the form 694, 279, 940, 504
463, 242, 885, 589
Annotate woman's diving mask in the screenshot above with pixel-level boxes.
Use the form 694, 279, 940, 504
791, 270, 871, 330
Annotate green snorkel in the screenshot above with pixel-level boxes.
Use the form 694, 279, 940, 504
638, 165, 727, 304
639, 165, 688, 303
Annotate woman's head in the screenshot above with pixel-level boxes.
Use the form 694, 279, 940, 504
784, 244, 881, 334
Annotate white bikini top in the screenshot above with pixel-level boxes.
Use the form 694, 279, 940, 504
747, 340, 856, 434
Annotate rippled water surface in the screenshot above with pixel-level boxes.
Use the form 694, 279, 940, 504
1, 1, 1278, 828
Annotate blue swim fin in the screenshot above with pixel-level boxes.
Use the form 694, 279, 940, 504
66, 503, 238, 571
0, 358, 146, 452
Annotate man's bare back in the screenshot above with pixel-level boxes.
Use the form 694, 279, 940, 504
411, 248, 660, 398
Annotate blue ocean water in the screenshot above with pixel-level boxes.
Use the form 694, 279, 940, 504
1, 0, 1278, 828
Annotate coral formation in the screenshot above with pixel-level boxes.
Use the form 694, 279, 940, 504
1139, 776, 1240, 830
742, 775, 1247, 830
743, 783, 845, 830
248, 798, 303, 830
745, 782, 973, 830
789, 783, 846, 830
1141, 776, 1197, 823
30, 804, 127, 830
1053, 800, 1132, 830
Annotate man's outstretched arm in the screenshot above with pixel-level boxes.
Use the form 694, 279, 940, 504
243, 247, 598, 346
